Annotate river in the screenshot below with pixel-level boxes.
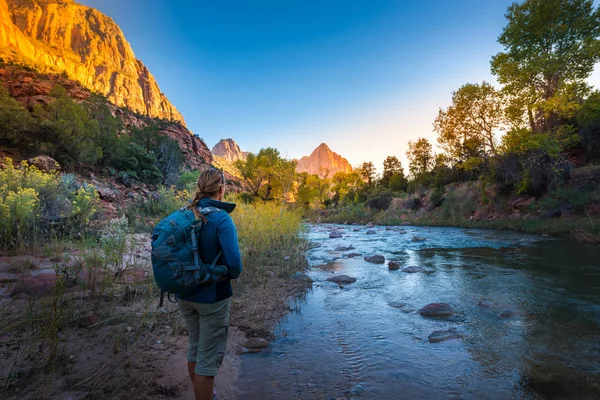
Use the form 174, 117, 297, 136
234, 224, 600, 399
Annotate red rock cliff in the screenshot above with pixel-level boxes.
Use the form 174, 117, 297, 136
296, 143, 352, 177
0, 0, 184, 124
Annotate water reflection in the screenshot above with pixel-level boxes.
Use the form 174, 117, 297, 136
235, 225, 600, 399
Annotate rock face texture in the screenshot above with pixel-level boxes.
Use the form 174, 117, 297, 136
211, 138, 248, 163
0, 0, 184, 124
296, 143, 352, 176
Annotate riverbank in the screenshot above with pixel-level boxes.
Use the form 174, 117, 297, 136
308, 180, 600, 244
0, 202, 312, 400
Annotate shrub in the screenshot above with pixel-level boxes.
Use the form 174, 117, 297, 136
0, 158, 99, 250
430, 188, 444, 207
365, 195, 393, 210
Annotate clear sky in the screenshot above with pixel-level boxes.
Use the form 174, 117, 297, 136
79, 0, 600, 174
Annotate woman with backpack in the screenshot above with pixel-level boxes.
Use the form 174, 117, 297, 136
178, 168, 242, 400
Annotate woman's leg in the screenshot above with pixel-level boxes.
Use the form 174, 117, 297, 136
178, 300, 201, 385
194, 298, 232, 400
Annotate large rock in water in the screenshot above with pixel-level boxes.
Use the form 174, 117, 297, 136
364, 255, 385, 264
0, 0, 184, 123
418, 303, 455, 317
326, 275, 357, 284
329, 231, 343, 239
388, 262, 400, 270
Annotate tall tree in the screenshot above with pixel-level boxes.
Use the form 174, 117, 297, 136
235, 147, 296, 202
359, 161, 376, 186
381, 156, 405, 187
434, 82, 504, 164
406, 138, 433, 177
491, 0, 600, 133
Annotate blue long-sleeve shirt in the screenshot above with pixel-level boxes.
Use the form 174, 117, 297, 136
177, 198, 242, 304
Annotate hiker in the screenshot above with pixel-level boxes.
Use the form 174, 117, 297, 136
178, 168, 242, 400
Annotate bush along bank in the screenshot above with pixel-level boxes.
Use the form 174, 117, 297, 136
308, 176, 600, 243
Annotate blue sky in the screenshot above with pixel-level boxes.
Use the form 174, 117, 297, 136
80, 0, 600, 172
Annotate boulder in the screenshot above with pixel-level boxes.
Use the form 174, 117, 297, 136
388, 262, 400, 270
428, 329, 462, 343
418, 303, 455, 317
411, 236, 426, 243
329, 231, 343, 239
292, 271, 312, 282
366, 222, 374, 228
402, 266, 424, 273
500, 309, 515, 319
11, 273, 58, 298
96, 186, 117, 202
346, 253, 362, 258
366, 230, 377, 235
27, 155, 60, 171
510, 195, 536, 209
364, 255, 385, 264
326, 275, 357, 284
334, 245, 355, 252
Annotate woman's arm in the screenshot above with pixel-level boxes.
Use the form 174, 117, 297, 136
217, 215, 242, 279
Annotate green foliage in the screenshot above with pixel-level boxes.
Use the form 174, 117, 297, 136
0, 87, 33, 147
358, 161, 376, 186
125, 186, 189, 232
0, 158, 99, 250
434, 82, 503, 163
235, 147, 296, 202
491, 0, 600, 133
382, 156, 406, 188
389, 172, 408, 192
406, 137, 433, 177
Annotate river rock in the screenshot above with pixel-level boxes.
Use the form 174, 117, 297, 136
418, 303, 455, 317
402, 266, 424, 273
366, 222, 374, 228
326, 275, 357, 284
411, 236, 426, 242
329, 231, 343, 239
366, 230, 377, 235
388, 262, 400, 270
346, 253, 362, 258
500, 309, 515, 318
334, 245, 355, 252
292, 271, 312, 282
428, 329, 463, 343
242, 338, 270, 350
364, 255, 385, 264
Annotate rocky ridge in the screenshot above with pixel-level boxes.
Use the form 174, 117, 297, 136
0, 0, 184, 123
212, 138, 248, 163
297, 143, 352, 176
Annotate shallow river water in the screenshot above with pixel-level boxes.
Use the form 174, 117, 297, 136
235, 225, 600, 399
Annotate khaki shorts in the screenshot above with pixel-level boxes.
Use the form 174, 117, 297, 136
178, 297, 231, 376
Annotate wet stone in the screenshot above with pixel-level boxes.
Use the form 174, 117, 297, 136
364, 255, 385, 264
329, 231, 343, 239
366, 230, 377, 235
326, 275, 357, 284
411, 236, 426, 242
292, 271, 312, 282
242, 337, 270, 350
419, 303, 455, 317
500, 309, 516, 318
428, 329, 463, 343
388, 262, 400, 270
334, 245, 355, 252
402, 266, 424, 273
346, 253, 362, 258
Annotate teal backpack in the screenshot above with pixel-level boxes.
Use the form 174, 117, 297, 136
151, 206, 228, 306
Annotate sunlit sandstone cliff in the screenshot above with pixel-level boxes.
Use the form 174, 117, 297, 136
0, 0, 184, 124
211, 138, 248, 163
297, 143, 352, 176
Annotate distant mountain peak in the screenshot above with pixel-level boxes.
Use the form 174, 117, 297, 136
297, 143, 352, 176
211, 138, 248, 163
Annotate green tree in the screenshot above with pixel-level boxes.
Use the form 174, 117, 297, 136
381, 156, 406, 187
331, 171, 363, 205
0, 87, 33, 149
491, 0, 600, 134
389, 173, 408, 192
359, 161, 376, 186
406, 137, 433, 177
434, 82, 504, 165
235, 147, 296, 202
